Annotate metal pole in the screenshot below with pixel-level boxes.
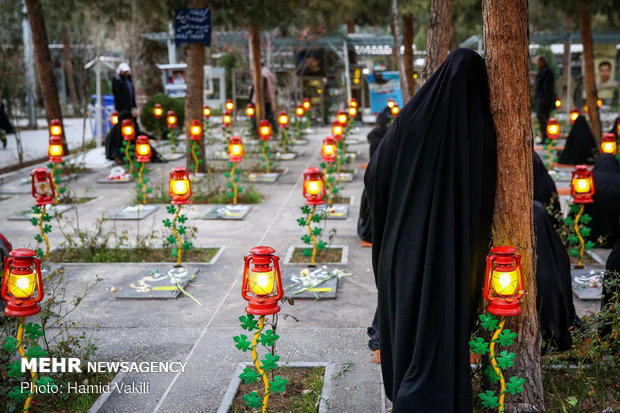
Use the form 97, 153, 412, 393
22, 0, 37, 127
95, 58, 102, 147
168, 21, 177, 64
343, 39, 352, 104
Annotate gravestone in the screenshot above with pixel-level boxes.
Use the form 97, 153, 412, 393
572, 268, 604, 300
117, 266, 200, 299
202, 204, 252, 220
107, 204, 159, 220
8, 205, 71, 221
282, 266, 339, 299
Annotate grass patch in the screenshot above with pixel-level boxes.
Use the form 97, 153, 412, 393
48, 247, 219, 263
148, 187, 262, 205
230, 366, 325, 413
32, 372, 115, 413
290, 247, 343, 264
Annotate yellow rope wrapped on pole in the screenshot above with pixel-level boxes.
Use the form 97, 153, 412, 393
489, 316, 507, 412
546, 140, 554, 171
307, 205, 318, 266
191, 141, 199, 173
17, 317, 37, 413
51, 163, 59, 205
574, 204, 586, 268
250, 315, 270, 413
262, 141, 270, 173
125, 141, 134, 174
39, 204, 49, 260
138, 162, 147, 205
172, 205, 183, 267
230, 163, 238, 205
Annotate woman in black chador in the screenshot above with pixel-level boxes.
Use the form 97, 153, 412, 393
558, 115, 597, 165
365, 48, 496, 412
587, 153, 620, 247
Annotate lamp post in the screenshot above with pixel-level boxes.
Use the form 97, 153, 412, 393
601, 132, 617, 155
545, 118, 559, 170
153, 104, 163, 141
48, 119, 63, 204
240, 246, 283, 411
166, 110, 178, 150
278, 111, 289, 152
321, 137, 337, 204
227, 136, 244, 204
2, 248, 44, 413
31, 168, 55, 260
121, 119, 136, 174
135, 135, 152, 204
303, 167, 326, 266
571, 165, 595, 269
258, 120, 272, 173
482, 246, 524, 412
569, 107, 580, 125
169, 167, 191, 267
188, 119, 203, 174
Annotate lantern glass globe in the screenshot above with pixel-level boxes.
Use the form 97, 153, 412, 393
9, 271, 35, 298
491, 269, 518, 296
249, 270, 274, 296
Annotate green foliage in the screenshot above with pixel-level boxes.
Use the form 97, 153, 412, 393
233, 334, 252, 352
268, 376, 288, 394
241, 391, 263, 409
162, 205, 196, 262
239, 314, 259, 331
140, 93, 185, 134
239, 367, 260, 384
261, 353, 280, 371
479, 390, 500, 409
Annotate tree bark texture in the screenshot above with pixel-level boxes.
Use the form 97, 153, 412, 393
25, 0, 67, 151
562, 17, 571, 109
347, 19, 355, 34
403, 13, 416, 98
391, 0, 410, 102
61, 22, 79, 115
250, 25, 263, 122
580, 10, 602, 145
483, 0, 545, 412
423, 0, 454, 81
185, 0, 207, 173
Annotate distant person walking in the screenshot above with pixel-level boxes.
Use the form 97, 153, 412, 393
534, 54, 555, 143
112, 63, 137, 118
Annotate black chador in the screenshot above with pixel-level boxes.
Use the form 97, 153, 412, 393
558, 115, 597, 165
365, 49, 496, 412
587, 154, 620, 247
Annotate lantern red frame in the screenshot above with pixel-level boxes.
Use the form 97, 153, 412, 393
189, 120, 202, 141
223, 111, 232, 128
278, 111, 289, 128
225, 99, 235, 112
546, 118, 560, 140
302, 98, 311, 111
350, 98, 358, 108
135, 135, 152, 162
321, 137, 337, 162
203, 105, 211, 119
601, 133, 617, 155
110, 111, 119, 126
2, 249, 44, 317
483, 246, 524, 316
570, 165, 595, 204
228, 136, 244, 162
348, 106, 358, 117
49, 119, 62, 137
331, 121, 344, 139
246, 103, 255, 118
569, 107, 580, 125
258, 120, 271, 141
166, 111, 178, 129
48, 135, 64, 163
169, 167, 191, 205
303, 167, 326, 205
336, 110, 348, 125
121, 119, 136, 141
295, 105, 305, 118
31, 168, 55, 206
153, 104, 164, 119
241, 246, 283, 315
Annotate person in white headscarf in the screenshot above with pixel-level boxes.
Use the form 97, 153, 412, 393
112, 63, 137, 118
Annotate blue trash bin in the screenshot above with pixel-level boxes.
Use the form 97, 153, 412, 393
91, 94, 116, 136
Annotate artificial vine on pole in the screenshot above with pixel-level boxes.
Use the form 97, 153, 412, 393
297, 205, 327, 266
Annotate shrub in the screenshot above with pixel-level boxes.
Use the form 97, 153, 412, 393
140, 93, 185, 134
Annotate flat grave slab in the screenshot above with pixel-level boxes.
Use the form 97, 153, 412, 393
0, 180, 31, 194
572, 268, 604, 300
161, 152, 185, 161
246, 172, 280, 183
106, 204, 159, 220
202, 204, 252, 220
96, 175, 134, 184
330, 171, 354, 182
278, 152, 299, 161
315, 204, 349, 219
41, 263, 63, 280
117, 266, 200, 299
292, 138, 309, 146
346, 137, 361, 145
548, 168, 572, 182
283, 266, 339, 299
8, 204, 72, 221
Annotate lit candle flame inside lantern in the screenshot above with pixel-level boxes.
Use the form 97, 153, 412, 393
350, 98, 358, 108
246, 103, 255, 118
169, 167, 191, 204
226, 99, 234, 112
601, 133, 617, 155
295, 105, 304, 117
153, 104, 163, 119
203, 105, 211, 118
110, 112, 119, 125
48, 135, 64, 162
259, 120, 271, 140
391, 105, 400, 116
546, 118, 559, 139
348, 106, 358, 117
332, 122, 343, 137
9, 270, 35, 299
337, 112, 348, 125
278, 112, 289, 127
554, 97, 562, 109
302, 98, 311, 111
569, 107, 580, 125
302, 167, 326, 205
321, 136, 337, 162
387, 98, 395, 108
166, 111, 177, 128
189, 120, 202, 140
483, 246, 524, 316
249, 269, 275, 296
135, 136, 152, 162
228, 136, 244, 162
49, 119, 62, 136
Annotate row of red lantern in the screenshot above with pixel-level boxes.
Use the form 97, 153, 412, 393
547, 117, 617, 155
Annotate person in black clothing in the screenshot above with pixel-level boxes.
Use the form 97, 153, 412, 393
586, 154, 620, 247
365, 49, 496, 412
558, 115, 597, 165
534, 54, 555, 143
112, 63, 137, 117
0, 101, 14, 148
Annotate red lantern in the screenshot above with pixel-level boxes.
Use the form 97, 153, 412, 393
166, 111, 178, 129
303, 167, 326, 205
302, 98, 311, 111
554, 97, 562, 110
258, 120, 271, 141
571, 165, 595, 204
135, 135, 152, 162
387, 98, 395, 108
348, 106, 358, 117
546, 118, 560, 140
153, 104, 163, 119
569, 107, 580, 125
483, 246, 524, 316
295, 105, 305, 118
203, 105, 211, 119
241, 246, 283, 315
169, 167, 191, 205
121, 119, 135, 141
350, 98, 358, 108
31, 168, 55, 206
189, 120, 202, 141
332, 121, 344, 139
391, 104, 400, 117
337, 110, 348, 125
49, 119, 62, 137
110, 111, 119, 126
601, 133, 617, 155
616, 118, 620, 137
321, 136, 337, 162
223, 111, 232, 128
228, 136, 244, 162
278, 111, 289, 128
246, 103, 256, 118
48, 136, 64, 163
225, 99, 235, 112
1, 249, 44, 317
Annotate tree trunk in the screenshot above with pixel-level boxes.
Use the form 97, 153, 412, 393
61, 22, 79, 115
580, 9, 602, 145
563, 17, 571, 110
347, 19, 355, 34
250, 25, 263, 122
185, 0, 207, 173
483, 0, 545, 412
403, 13, 416, 97
25, 0, 67, 152
423, 0, 454, 81
391, 0, 410, 102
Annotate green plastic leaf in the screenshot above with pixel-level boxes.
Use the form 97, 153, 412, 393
166, 235, 176, 245
563, 217, 575, 226
30, 217, 39, 226
7, 386, 29, 403
233, 334, 252, 352
58, 187, 67, 194
35, 376, 54, 393
567, 234, 579, 244
585, 240, 596, 250
580, 214, 592, 224
480, 313, 499, 331
479, 391, 500, 409
182, 241, 193, 251
569, 203, 580, 214
162, 219, 172, 228
495, 329, 518, 347
42, 213, 52, 222
312, 227, 323, 236
239, 367, 260, 384
569, 248, 579, 257
239, 314, 259, 331
178, 225, 186, 235
242, 391, 263, 409
171, 249, 178, 258
301, 206, 311, 214
3, 336, 18, 353
268, 375, 288, 394
258, 330, 280, 347
504, 376, 525, 395
302, 248, 312, 257
178, 215, 187, 223
579, 227, 591, 237
301, 234, 312, 244
35, 234, 44, 243
297, 218, 307, 227
26, 345, 47, 359
469, 337, 489, 355
260, 353, 280, 371
483, 365, 500, 383
24, 323, 43, 339
32, 205, 41, 214
7, 361, 22, 378
496, 351, 516, 370
317, 241, 327, 250
43, 224, 52, 233
166, 205, 176, 214
311, 214, 323, 223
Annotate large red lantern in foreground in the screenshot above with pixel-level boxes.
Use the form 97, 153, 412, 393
321, 137, 337, 162
31, 168, 55, 206
546, 118, 559, 140
169, 167, 191, 205
228, 136, 244, 162
303, 167, 326, 205
241, 246, 283, 315
483, 246, 524, 316
258, 120, 271, 141
2, 249, 44, 317
121, 119, 135, 141
189, 120, 202, 141
135, 135, 152, 162
570, 165, 595, 204
601, 133, 617, 155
